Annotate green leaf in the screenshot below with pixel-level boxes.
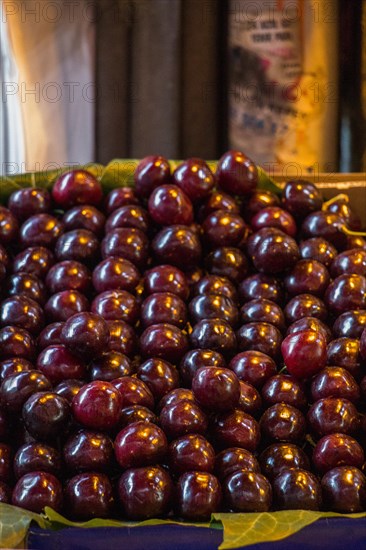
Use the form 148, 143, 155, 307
0, 503, 48, 549
99, 160, 139, 190
214, 510, 366, 549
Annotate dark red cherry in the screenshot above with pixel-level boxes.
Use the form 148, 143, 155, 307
22, 391, 70, 441
89, 351, 132, 381
104, 187, 139, 214
238, 380, 263, 417
175, 471, 222, 521
189, 294, 239, 327
284, 294, 327, 324
260, 404, 306, 443
107, 320, 137, 357
302, 211, 348, 250
238, 274, 284, 305
172, 158, 215, 201
6, 273, 47, 305
64, 472, 114, 519
215, 448, 260, 480
261, 374, 307, 410
61, 312, 109, 358
216, 150, 258, 196
160, 400, 208, 440
299, 237, 337, 267
148, 184, 194, 226
63, 430, 114, 473
119, 405, 158, 427
281, 330, 327, 378
240, 299, 285, 332
321, 466, 366, 512
284, 259, 330, 297
114, 421, 168, 469
236, 322, 282, 359
136, 358, 179, 401
179, 349, 226, 385
37, 322, 64, 350
101, 227, 148, 269
157, 388, 196, 413
199, 190, 240, 221
287, 316, 332, 343
140, 323, 189, 363
259, 443, 310, 480
193, 275, 238, 301
8, 188, 51, 221
0, 326, 36, 360
307, 397, 360, 437
144, 264, 189, 300
46, 260, 91, 294
168, 434, 215, 475
152, 225, 202, 270
0, 295, 44, 335
12, 471, 63, 513
190, 318, 237, 357
105, 204, 150, 234
36, 345, 86, 384
327, 338, 364, 379
54, 379, 84, 403
202, 210, 247, 248
251, 207, 297, 237
0, 357, 33, 381
45, 290, 89, 322
52, 169, 103, 207
311, 367, 360, 404
250, 229, 300, 274
243, 189, 280, 222
134, 155, 171, 198
12, 246, 54, 279
20, 214, 63, 249
282, 180, 322, 219
325, 274, 366, 315
14, 443, 61, 479
55, 229, 99, 265
213, 409, 260, 451
326, 195, 361, 230
0, 206, 19, 244
273, 469, 322, 511
112, 376, 154, 409
333, 310, 366, 339
72, 381, 122, 431
192, 367, 240, 412
229, 350, 277, 389
62, 205, 105, 236
313, 433, 364, 474
91, 289, 139, 325
223, 470, 272, 512
206, 247, 248, 284
118, 466, 173, 520
141, 292, 187, 329
331, 249, 366, 278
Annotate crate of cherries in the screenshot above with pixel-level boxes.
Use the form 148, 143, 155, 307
0, 151, 366, 525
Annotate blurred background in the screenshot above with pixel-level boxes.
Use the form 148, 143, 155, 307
0, 0, 365, 175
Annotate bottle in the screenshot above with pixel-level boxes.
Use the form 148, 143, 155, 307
339, 0, 366, 172
228, 0, 339, 176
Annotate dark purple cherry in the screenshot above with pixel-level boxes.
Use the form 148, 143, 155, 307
284, 294, 327, 323
112, 376, 154, 410
251, 229, 300, 274
37, 322, 64, 350
333, 310, 366, 339
13, 443, 61, 479
312, 433, 364, 474
12, 471, 63, 513
72, 381, 122, 431
190, 318, 237, 357
213, 409, 260, 452
22, 391, 70, 440
36, 344, 86, 384
114, 421, 168, 469
12, 246, 54, 279
89, 351, 132, 381
6, 273, 47, 305
45, 290, 89, 322
46, 260, 91, 294
189, 294, 239, 327
282, 180, 322, 219
308, 397, 360, 437
152, 225, 201, 270
148, 184, 193, 226
243, 189, 280, 222
107, 320, 137, 357
194, 275, 237, 301
302, 211, 347, 250
62, 204, 105, 236
141, 292, 187, 329
0, 206, 19, 244
0, 326, 35, 360
238, 273, 283, 305
20, 214, 63, 248
347, 235, 366, 250
106, 204, 149, 234
120, 405, 158, 427
282, 330, 327, 379
104, 187, 139, 214
101, 227, 148, 269
331, 248, 366, 278
64, 472, 114, 519
175, 471, 222, 521
223, 470, 272, 512
325, 274, 366, 315
251, 207, 297, 237
55, 229, 99, 265
0, 357, 33, 381
202, 210, 247, 248
284, 259, 330, 297
8, 188, 51, 221
134, 155, 171, 198
327, 338, 364, 379
91, 289, 139, 325
326, 195, 361, 230
192, 367, 240, 412
311, 367, 360, 404
229, 350, 277, 389
179, 349, 226, 385
61, 312, 109, 358
238, 380, 262, 417
260, 403, 306, 443
261, 374, 307, 410
144, 264, 189, 300
273, 469, 322, 510
136, 358, 179, 401
52, 169, 103, 208
157, 388, 196, 413
54, 379, 84, 403
236, 322, 282, 359
173, 158, 215, 201
321, 466, 366, 512
287, 316, 332, 343
63, 430, 114, 473
168, 434, 215, 475
259, 443, 310, 481
206, 246, 248, 284
0, 296, 44, 335
199, 190, 240, 221
215, 448, 260, 480
299, 237, 337, 267
118, 466, 172, 519
160, 400, 208, 440
140, 323, 189, 363
240, 299, 285, 332
216, 150, 258, 196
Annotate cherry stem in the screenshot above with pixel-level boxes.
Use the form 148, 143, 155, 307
322, 193, 349, 210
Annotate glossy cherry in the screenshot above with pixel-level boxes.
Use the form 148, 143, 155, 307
114, 421, 168, 469
72, 381, 122, 431
62, 204, 105, 236
321, 466, 366, 512
134, 155, 171, 198
216, 150, 258, 196
55, 229, 100, 265
148, 184, 194, 226
223, 470, 272, 512
52, 169, 103, 208
175, 471, 222, 521
12, 471, 63, 513
8, 188, 51, 221
168, 434, 215, 475
64, 472, 114, 519
273, 469, 322, 510
281, 330, 327, 378
259, 443, 310, 481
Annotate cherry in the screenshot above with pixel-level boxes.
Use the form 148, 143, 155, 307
0, 357, 33, 381
333, 310, 366, 339
202, 210, 247, 248
299, 237, 337, 267
168, 434, 215, 475
229, 350, 277, 389
251, 207, 297, 237
136, 358, 179, 401
13, 443, 61, 479
243, 189, 280, 221
327, 338, 364, 379
240, 299, 285, 332
0, 295, 44, 335
64, 472, 114, 519
134, 155, 171, 198
36, 345, 86, 384
223, 470, 272, 512
284, 259, 330, 297
199, 190, 240, 221
22, 391, 70, 441
213, 409, 260, 451
302, 211, 348, 250
118, 466, 173, 519
12, 246, 54, 279
55, 229, 100, 265
89, 351, 132, 381
236, 322, 282, 359
238, 380, 262, 417
54, 379, 84, 403
152, 225, 202, 270
284, 294, 327, 324
172, 158, 215, 201
179, 349, 226, 385
12, 471, 63, 513
311, 367, 360, 404
326, 196, 361, 230
312, 433, 365, 474
281, 330, 327, 378
192, 367, 240, 412
112, 376, 154, 409
0, 371, 51, 412
141, 292, 188, 328
105, 204, 150, 234
216, 150, 257, 196
61, 312, 109, 358
287, 316, 332, 343
0, 206, 19, 244
261, 374, 307, 410
140, 323, 189, 363
104, 187, 139, 214
120, 405, 158, 427
325, 274, 366, 315
190, 318, 237, 357
260, 403, 306, 443
273, 469, 322, 510
189, 294, 239, 327
160, 400, 208, 440
6, 273, 47, 305
91, 289, 139, 325
107, 320, 137, 357
114, 421, 168, 469
308, 397, 360, 437
52, 169, 103, 207
72, 381, 122, 431
321, 466, 366, 512
63, 430, 114, 473
193, 274, 238, 301
157, 388, 196, 413
259, 443, 310, 481
175, 471, 222, 521
206, 246, 248, 283
331, 248, 366, 277
282, 180, 322, 219
144, 264, 189, 300
45, 290, 89, 322
215, 448, 260, 480
62, 204, 105, 236
148, 184, 194, 226
8, 188, 51, 221
0, 326, 36, 360
238, 273, 284, 305
20, 214, 63, 249
250, 229, 300, 274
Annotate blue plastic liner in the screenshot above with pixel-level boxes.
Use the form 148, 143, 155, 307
27, 516, 366, 550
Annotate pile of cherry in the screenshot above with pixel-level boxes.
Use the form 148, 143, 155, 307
0, 150, 366, 522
